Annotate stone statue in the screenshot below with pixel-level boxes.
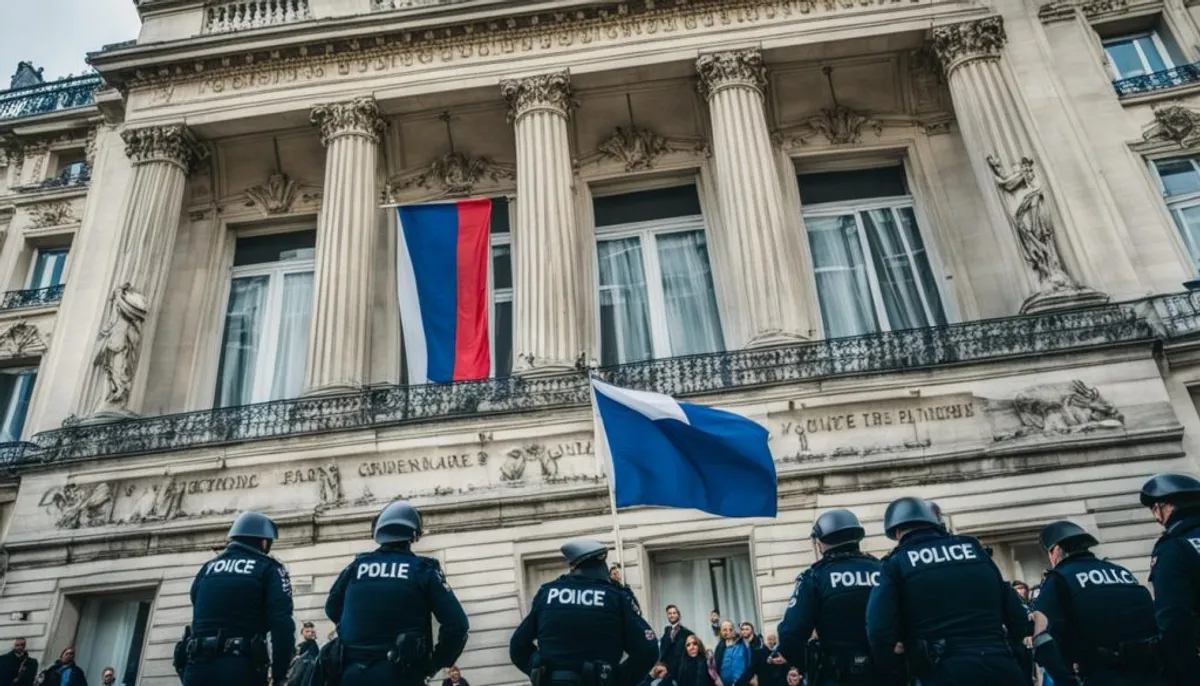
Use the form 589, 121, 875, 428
93, 283, 149, 408
318, 464, 343, 505
987, 155, 1076, 291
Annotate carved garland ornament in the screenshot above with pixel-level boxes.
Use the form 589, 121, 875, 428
27, 201, 77, 229
581, 126, 709, 172
385, 151, 515, 200
696, 49, 768, 100
1142, 104, 1200, 148
500, 71, 575, 122
122, 124, 207, 170
310, 96, 387, 146
929, 17, 1007, 75
0, 321, 48, 359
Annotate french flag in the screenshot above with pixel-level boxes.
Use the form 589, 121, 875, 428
396, 199, 492, 384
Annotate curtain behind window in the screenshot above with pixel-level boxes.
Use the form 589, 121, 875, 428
270, 272, 313, 400
0, 369, 36, 441
598, 237, 654, 365
215, 276, 268, 407
657, 231, 723, 356
74, 596, 141, 686
807, 215, 877, 338
653, 553, 758, 638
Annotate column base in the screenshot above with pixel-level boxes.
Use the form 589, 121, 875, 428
513, 354, 579, 377
1019, 286, 1110, 315
744, 328, 810, 349
303, 383, 362, 397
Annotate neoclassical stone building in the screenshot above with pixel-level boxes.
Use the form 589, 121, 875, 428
5, 0, 1200, 683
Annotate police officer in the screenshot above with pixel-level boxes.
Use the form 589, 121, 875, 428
1139, 472, 1200, 686
865, 497, 1030, 685
1029, 520, 1163, 685
510, 539, 658, 686
325, 500, 469, 686
777, 509, 893, 685
183, 511, 295, 686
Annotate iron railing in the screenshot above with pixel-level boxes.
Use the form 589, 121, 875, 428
0, 285, 65, 311
0, 74, 101, 121
1113, 63, 1200, 97
0, 442, 37, 474
33, 163, 91, 191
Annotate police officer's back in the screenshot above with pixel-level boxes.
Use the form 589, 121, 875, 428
325, 500, 469, 686
182, 511, 295, 686
1140, 473, 1200, 686
777, 508, 892, 685
865, 497, 1030, 685
1029, 520, 1163, 686
510, 539, 658, 686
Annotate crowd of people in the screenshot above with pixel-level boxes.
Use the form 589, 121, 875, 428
643, 606, 800, 686
0, 641, 117, 686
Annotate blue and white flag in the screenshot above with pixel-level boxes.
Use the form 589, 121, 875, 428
591, 379, 777, 519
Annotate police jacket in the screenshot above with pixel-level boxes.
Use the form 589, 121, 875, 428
1031, 551, 1158, 683
509, 564, 658, 686
325, 544, 469, 673
865, 529, 1031, 672
190, 540, 295, 679
1150, 510, 1200, 684
777, 548, 881, 669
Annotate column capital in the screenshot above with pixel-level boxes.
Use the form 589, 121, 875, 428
696, 49, 768, 100
501, 71, 575, 122
121, 124, 206, 171
311, 96, 386, 146
930, 17, 1007, 74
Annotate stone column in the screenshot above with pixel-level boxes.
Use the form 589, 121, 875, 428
500, 71, 584, 375
83, 124, 205, 421
307, 96, 385, 394
931, 17, 1108, 314
697, 50, 813, 347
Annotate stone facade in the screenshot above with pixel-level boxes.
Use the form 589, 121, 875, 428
3, 0, 1200, 685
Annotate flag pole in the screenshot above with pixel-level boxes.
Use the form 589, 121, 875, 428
589, 379, 626, 576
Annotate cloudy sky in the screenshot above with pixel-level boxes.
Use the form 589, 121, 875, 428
1, 0, 141, 85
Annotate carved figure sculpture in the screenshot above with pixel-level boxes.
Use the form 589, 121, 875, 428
1012, 380, 1124, 434
500, 448, 527, 482
987, 155, 1076, 291
39, 482, 115, 529
319, 464, 343, 505
93, 283, 149, 407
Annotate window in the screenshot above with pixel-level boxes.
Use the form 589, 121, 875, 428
593, 185, 723, 366
214, 230, 315, 407
0, 368, 36, 442
28, 248, 68, 289
72, 592, 153, 686
799, 165, 947, 339
1150, 156, 1200, 271
1103, 32, 1173, 80
652, 546, 758, 635
490, 198, 513, 378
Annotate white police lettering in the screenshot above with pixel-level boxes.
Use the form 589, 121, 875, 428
830, 571, 881, 588
207, 558, 256, 575
1189, 538, 1200, 554
546, 587, 606, 607
1075, 568, 1136, 588
905, 543, 978, 566
356, 562, 411, 580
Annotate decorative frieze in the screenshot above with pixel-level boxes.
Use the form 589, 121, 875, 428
384, 151, 515, 200
577, 126, 709, 172
0, 321, 48, 359
696, 49, 768, 100
1038, 0, 1130, 23
244, 170, 300, 215
27, 201, 76, 228
121, 124, 206, 170
500, 71, 575, 122
930, 17, 1007, 74
1142, 104, 1200, 148
310, 96, 386, 146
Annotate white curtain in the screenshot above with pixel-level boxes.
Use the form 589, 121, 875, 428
0, 370, 36, 442
861, 208, 928, 331
1172, 205, 1200, 270
806, 215, 877, 338
270, 271, 313, 400
74, 597, 140, 686
598, 237, 654, 365
653, 554, 758, 643
216, 276, 269, 407
656, 231, 723, 356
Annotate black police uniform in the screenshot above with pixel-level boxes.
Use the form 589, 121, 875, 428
778, 549, 891, 685
1149, 510, 1200, 686
326, 546, 469, 686
184, 540, 295, 686
510, 566, 659, 686
1032, 551, 1164, 685
865, 529, 1030, 685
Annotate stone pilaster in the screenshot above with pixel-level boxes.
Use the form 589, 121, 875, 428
307, 96, 385, 394
82, 124, 206, 422
696, 49, 812, 347
500, 71, 583, 374
931, 17, 1108, 314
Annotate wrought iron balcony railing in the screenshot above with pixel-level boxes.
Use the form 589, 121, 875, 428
33, 164, 91, 191
1113, 63, 1200, 97
0, 285, 65, 311
0, 74, 101, 121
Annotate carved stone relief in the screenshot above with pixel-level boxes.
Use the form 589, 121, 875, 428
1038, 0, 1130, 23
576, 126, 709, 172
92, 283, 148, 409
1142, 104, 1200, 148
122, 124, 207, 171
27, 201, 77, 228
929, 17, 1007, 74
499, 444, 563, 482
0, 321, 49, 359
784, 106, 883, 146
244, 170, 300, 215
986, 155, 1078, 292
39, 482, 116, 529
996, 380, 1124, 440
384, 151, 515, 201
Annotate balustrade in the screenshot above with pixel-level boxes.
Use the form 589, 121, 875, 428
204, 0, 311, 33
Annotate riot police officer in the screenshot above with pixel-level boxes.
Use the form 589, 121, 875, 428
1029, 520, 1163, 685
1139, 472, 1200, 686
865, 497, 1030, 685
325, 500, 469, 686
510, 539, 658, 686
182, 511, 295, 686
777, 509, 893, 685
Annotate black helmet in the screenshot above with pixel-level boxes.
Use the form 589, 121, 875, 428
374, 500, 423, 544
228, 511, 278, 541
1139, 473, 1200, 507
561, 538, 607, 568
1039, 520, 1098, 552
883, 497, 941, 540
811, 509, 865, 546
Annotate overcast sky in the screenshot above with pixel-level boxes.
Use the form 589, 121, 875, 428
0, 0, 141, 86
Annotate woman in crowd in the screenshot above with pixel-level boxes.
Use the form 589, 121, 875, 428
674, 635, 716, 686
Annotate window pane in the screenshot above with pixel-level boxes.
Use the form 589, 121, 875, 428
30, 249, 68, 289
492, 243, 512, 291
270, 271, 313, 401
491, 197, 511, 234
215, 276, 269, 407
656, 231, 723, 356
494, 298, 513, 377
233, 230, 317, 267
897, 208, 947, 325
1136, 35, 1168, 73
1171, 205, 1200, 270
797, 166, 908, 205
1155, 159, 1200, 198
806, 215, 879, 338
593, 185, 703, 227
862, 208, 946, 331
0, 369, 36, 442
597, 237, 654, 365
1105, 40, 1146, 79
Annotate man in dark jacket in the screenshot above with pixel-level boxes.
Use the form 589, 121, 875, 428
0, 638, 37, 686
753, 635, 789, 686
39, 647, 86, 686
658, 605, 694, 677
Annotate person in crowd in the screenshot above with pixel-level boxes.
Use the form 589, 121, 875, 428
674, 635, 715, 686
286, 621, 320, 686
1011, 581, 1031, 611
658, 605, 694, 677
609, 564, 642, 615
0, 638, 37, 686
752, 635, 788, 686
296, 622, 319, 659
39, 647, 86, 686
709, 611, 721, 638
712, 621, 752, 686
1139, 472, 1200, 686
441, 665, 469, 686
784, 667, 801, 686
638, 662, 675, 686
738, 623, 764, 651
99, 668, 115, 686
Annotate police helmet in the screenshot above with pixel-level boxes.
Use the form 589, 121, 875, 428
883, 497, 941, 540
374, 500, 423, 544
1139, 473, 1200, 507
561, 538, 608, 568
1038, 520, 1098, 552
811, 509, 865, 546
228, 511, 278, 541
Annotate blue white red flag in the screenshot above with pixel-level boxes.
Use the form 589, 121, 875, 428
396, 199, 492, 384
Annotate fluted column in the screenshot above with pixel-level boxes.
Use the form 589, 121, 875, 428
82, 125, 205, 422
932, 17, 1108, 314
307, 96, 384, 394
500, 72, 583, 375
